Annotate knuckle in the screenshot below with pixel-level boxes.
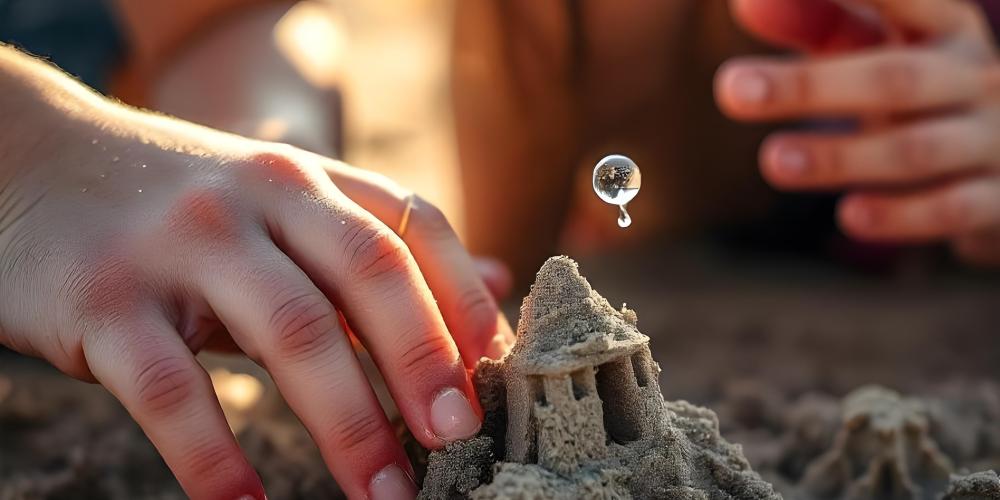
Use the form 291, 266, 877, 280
791, 66, 815, 107
396, 334, 455, 382
183, 440, 243, 480
268, 292, 339, 361
133, 355, 198, 416
411, 200, 455, 240
892, 130, 937, 174
873, 57, 923, 108
242, 151, 316, 189
324, 408, 386, 456
164, 189, 244, 247
454, 288, 498, 338
342, 224, 411, 281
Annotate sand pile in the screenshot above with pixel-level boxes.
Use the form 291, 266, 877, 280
419, 257, 780, 499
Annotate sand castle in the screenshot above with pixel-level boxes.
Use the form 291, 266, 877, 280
419, 257, 780, 499
798, 386, 953, 499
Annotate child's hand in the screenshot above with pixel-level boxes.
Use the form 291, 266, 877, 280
0, 96, 511, 499
716, 0, 1000, 265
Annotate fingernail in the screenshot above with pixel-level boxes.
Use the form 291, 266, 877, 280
369, 464, 416, 500
431, 387, 480, 441
774, 144, 810, 176
728, 68, 771, 104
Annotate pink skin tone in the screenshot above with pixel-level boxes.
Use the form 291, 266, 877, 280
716, 0, 1000, 265
0, 47, 513, 500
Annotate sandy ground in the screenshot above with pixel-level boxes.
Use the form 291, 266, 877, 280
2, 243, 998, 499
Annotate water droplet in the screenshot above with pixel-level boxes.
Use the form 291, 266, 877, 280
99, 173, 107, 179
90, 139, 99, 145
80, 187, 88, 193
593, 154, 641, 229
111, 156, 120, 163
140, 164, 147, 169
137, 189, 143, 193
617, 206, 632, 228
268, 178, 273, 183
339, 220, 346, 225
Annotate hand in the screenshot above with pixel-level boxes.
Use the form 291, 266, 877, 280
0, 71, 512, 499
716, 0, 1000, 265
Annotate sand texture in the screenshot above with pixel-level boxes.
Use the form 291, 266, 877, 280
419, 256, 781, 499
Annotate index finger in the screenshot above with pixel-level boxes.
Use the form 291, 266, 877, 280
321, 163, 515, 366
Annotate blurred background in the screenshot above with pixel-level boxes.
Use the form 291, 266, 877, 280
0, 0, 998, 498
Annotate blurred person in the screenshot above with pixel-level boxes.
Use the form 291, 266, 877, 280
0, 1, 517, 499
454, 0, 1000, 279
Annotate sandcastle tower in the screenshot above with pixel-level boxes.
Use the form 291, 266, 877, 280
501, 256, 663, 475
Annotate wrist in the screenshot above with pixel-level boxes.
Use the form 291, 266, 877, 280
0, 47, 114, 178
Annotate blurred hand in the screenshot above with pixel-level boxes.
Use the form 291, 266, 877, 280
716, 0, 1000, 265
0, 82, 513, 499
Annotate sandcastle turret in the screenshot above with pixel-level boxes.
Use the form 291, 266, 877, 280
501, 257, 662, 475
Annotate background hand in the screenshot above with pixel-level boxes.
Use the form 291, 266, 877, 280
716, 0, 1000, 265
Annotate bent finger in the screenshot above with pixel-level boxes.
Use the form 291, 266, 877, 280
838, 175, 1000, 242
761, 110, 999, 188
199, 246, 416, 500
83, 316, 264, 500
716, 49, 988, 120
323, 163, 514, 364
250, 166, 482, 452
854, 0, 983, 38
730, 0, 885, 54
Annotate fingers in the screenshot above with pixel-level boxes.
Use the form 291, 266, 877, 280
474, 256, 514, 301
838, 175, 1000, 242
730, 0, 885, 54
199, 245, 416, 499
322, 163, 515, 364
257, 165, 481, 449
855, 0, 981, 38
716, 49, 989, 121
760, 110, 999, 188
83, 316, 264, 500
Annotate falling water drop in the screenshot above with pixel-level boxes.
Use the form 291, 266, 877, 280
617, 206, 631, 228
80, 187, 88, 193
111, 156, 120, 163
593, 154, 641, 229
